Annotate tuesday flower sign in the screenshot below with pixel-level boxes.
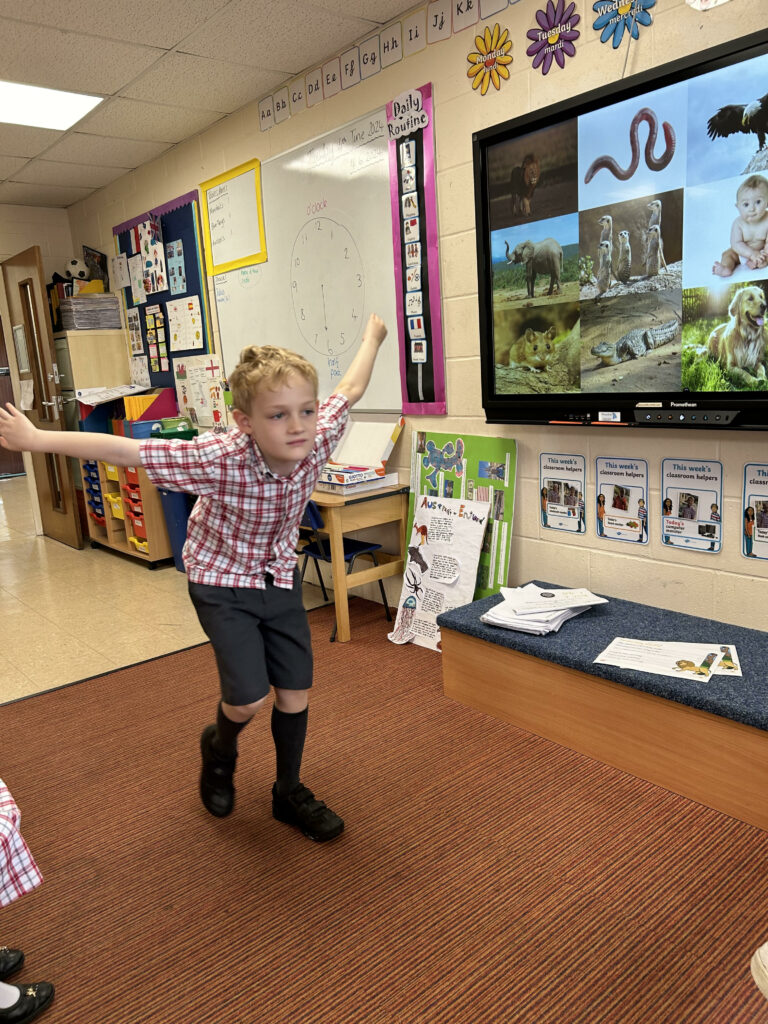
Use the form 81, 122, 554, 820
526, 0, 580, 74
466, 24, 513, 95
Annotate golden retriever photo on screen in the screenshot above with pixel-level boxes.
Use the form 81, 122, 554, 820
707, 284, 768, 382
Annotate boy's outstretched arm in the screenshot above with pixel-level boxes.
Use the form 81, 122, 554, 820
0, 402, 142, 466
334, 313, 387, 407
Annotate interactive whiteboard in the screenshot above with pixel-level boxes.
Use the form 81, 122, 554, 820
213, 109, 401, 412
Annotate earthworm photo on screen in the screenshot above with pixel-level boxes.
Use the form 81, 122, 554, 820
584, 107, 676, 183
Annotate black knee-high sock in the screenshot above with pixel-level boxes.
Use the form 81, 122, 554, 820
271, 706, 308, 797
215, 703, 251, 757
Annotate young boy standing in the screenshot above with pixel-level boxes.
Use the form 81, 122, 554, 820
0, 314, 388, 843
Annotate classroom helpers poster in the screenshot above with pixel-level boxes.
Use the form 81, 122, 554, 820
539, 453, 587, 534
661, 457, 723, 552
595, 457, 649, 544
388, 495, 491, 652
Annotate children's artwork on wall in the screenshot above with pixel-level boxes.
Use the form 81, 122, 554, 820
173, 354, 227, 430
527, 0, 580, 75
388, 494, 492, 652
660, 457, 723, 551
167, 296, 204, 352
130, 356, 151, 389
166, 239, 186, 295
595, 456, 649, 543
126, 308, 143, 354
742, 463, 768, 560
466, 24, 513, 94
540, 453, 587, 533
387, 84, 446, 414
592, 0, 655, 48
114, 192, 212, 389
409, 430, 517, 599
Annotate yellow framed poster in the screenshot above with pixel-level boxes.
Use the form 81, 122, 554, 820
200, 158, 267, 275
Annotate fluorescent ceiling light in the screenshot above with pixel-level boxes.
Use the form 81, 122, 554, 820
0, 80, 102, 130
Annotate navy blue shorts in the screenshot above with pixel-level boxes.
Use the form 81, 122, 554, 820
188, 572, 313, 706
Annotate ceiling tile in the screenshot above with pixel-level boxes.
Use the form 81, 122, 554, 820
75, 97, 224, 144
0, 124, 63, 159
13, 159, 130, 189
0, 180, 92, 208
121, 52, 289, 114
311, 1, 415, 25
43, 133, 171, 168
180, 0, 376, 74
0, 156, 27, 180
0, 17, 164, 94
0, 1, 231, 49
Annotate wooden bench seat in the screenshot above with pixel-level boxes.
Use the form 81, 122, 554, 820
436, 584, 768, 830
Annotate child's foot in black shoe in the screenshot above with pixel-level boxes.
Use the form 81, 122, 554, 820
199, 724, 237, 817
272, 783, 344, 842
0, 982, 55, 1023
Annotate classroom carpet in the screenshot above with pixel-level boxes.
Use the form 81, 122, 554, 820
3, 598, 768, 1024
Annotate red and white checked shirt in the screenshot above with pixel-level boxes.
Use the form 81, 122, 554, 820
140, 392, 349, 589
0, 779, 43, 907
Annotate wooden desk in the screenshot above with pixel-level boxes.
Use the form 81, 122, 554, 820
309, 484, 409, 643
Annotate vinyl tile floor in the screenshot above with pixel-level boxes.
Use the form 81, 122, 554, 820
0, 476, 331, 703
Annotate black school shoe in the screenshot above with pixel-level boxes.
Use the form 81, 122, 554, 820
272, 783, 344, 842
0, 983, 54, 1023
0, 948, 23, 982
199, 724, 237, 817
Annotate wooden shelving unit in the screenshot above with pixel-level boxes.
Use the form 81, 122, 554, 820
81, 459, 173, 567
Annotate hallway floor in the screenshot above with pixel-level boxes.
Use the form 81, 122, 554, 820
0, 476, 328, 703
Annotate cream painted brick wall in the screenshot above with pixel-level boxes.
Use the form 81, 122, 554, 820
0, 205, 74, 280
52, 0, 768, 626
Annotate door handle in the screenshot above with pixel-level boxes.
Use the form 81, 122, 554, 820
41, 400, 56, 406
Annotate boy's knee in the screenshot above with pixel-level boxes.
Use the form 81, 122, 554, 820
274, 688, 309, 714
223, 697, 267, 721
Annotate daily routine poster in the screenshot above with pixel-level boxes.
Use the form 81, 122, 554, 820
408, 430, 517, 598
661, 457, 723, 552
595, 456, 649, 544
539, 453, 587, 534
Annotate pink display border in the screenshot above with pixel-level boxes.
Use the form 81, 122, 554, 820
387, 83, 446, 416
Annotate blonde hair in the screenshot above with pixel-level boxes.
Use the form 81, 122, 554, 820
229, 345, 318, 411
737, 174, 768, 202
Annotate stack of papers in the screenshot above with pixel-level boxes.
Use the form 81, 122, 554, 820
61, 294, 122, 330
480, 584, 608, 635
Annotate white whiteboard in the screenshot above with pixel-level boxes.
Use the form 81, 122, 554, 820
213, 109, 401, 412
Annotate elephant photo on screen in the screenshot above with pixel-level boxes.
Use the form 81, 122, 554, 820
505, 237, 563, 298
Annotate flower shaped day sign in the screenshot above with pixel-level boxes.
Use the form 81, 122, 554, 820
526, 0, 580, 75
592, 0, 655, 48
466, 24, 513, 96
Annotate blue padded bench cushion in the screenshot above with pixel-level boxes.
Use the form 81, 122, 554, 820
436, 581, 768, 732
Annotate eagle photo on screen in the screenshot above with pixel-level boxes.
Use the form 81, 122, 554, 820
707, 93, 768, 153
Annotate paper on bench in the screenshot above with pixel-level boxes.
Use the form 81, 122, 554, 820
594, 638, 742, 678
501, 585, 608, 614
480, 583, 597, 635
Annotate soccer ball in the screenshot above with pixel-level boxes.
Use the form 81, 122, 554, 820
65, 258, 90, 281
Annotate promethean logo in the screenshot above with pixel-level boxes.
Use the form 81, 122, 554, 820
670, 402, 698, 408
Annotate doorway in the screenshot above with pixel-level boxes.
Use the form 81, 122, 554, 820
0, 316, 24, 478
1, 246, 82, 548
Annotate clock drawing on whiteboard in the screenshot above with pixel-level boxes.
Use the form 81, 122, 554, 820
290, 217, 365, 356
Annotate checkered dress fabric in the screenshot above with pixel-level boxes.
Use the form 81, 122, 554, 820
0, 778, 43, 906
140, 392, 348, 589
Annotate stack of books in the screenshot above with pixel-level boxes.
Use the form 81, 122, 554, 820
315, 416, 404, 495
480, 584, 607, 635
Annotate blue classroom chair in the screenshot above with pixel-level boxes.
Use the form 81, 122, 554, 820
297, 500, 392, 641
